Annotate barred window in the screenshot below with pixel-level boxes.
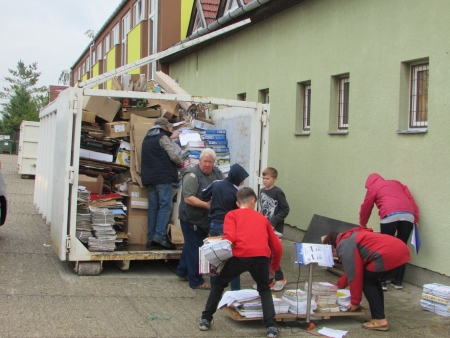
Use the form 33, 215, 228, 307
410, 64, 428, 128
338, 77, 349, 129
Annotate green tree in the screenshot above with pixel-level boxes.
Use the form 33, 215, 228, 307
0, 60, 49, 133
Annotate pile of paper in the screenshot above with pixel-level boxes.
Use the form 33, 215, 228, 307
233, 297, 290, 318
201, 237, 233, 267
76, 188, 92, 243
281, 289, 317, 314
219, 290, 260, 308
336, 289, 351, 311
421, 283, 450, 317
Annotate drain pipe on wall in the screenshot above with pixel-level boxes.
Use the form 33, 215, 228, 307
182, 0, 271, 43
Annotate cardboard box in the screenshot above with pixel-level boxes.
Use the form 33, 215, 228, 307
128, 183, 148, 209
191, 117, 214, 130
126, 216, 148, 245
82, 96, 121, 122
167, 223, 184, 244
102, 121, 130, 138
115, 140, 130, 166
147, 99, 179, 117
79, 148, 113, 162
120, 107, 161, 120
78, 174, 103, 194
82, 110, 96, 123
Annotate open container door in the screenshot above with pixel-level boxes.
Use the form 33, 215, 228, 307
36, 87, 76, 261
209, 104, 269, 191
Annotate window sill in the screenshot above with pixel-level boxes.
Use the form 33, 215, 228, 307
294, 131, 310, 136
397, 129, 427, 134
327, 131, 348, 135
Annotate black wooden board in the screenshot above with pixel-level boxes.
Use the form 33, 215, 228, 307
301, 214, 357, 244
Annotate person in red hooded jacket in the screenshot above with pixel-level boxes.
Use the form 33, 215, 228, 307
323, 227, 410, 331
359, 173, 419, 290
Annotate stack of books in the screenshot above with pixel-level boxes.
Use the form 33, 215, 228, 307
203, 130, 230, 173
281, 289, 317, 314
305, 282, 338, 306
420, 283, 450, 317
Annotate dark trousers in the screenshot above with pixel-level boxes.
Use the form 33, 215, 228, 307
364, 269, 395, 319
202, 256, 277, 328
380, 220, 413, 281
176, 220, 208, 288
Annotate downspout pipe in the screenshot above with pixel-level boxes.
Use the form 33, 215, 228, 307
183, 0, 271, 43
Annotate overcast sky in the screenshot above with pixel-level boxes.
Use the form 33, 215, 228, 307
0, 0, 123, 92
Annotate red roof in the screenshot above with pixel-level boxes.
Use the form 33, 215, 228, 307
201, 0, 220, 25
49, 85, 68, 102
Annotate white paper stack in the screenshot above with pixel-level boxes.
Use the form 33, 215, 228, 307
421, 283, 450, 317
88, 207, 116, 251
336, 289, 351, 311
218, 290, 260, 308
201, 238, 233, 267
233, 297, 290, 318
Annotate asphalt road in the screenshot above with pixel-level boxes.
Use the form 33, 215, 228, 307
1, 154, 449, 337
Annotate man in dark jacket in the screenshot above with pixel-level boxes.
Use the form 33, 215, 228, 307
202, 163, 249, 290
141, 117, 181, 249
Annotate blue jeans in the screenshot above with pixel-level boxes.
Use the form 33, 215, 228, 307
147, 183, 173, 242
176, 220, 208, 288
202, 256, 277, 328
209, 221, 241, 291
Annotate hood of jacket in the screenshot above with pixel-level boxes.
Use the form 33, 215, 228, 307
146, 125, 172, 138
226, 163, 249, 187
336, 226, 374, 247
365, 173, 384, 189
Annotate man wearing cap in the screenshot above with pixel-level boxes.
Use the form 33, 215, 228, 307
141, 117, 181, 249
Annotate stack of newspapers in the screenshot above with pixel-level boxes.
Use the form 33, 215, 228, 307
200, 237, 233, 267
281, 289, 317, 314
234, 297, 290, 318
88, 207, 116, 251
420, 283, 450, 317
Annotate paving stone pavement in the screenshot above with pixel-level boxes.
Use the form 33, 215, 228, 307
0, 154, 449, 337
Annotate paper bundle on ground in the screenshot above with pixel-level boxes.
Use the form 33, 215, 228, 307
218, 290, 260, 308
305, 282, 338, 305
337, 289, 351, 311
421, 283, 450, 317
201, 237, 233, 267
233, 297, 290, 318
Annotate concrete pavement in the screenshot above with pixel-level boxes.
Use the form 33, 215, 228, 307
0, 153, 449, 337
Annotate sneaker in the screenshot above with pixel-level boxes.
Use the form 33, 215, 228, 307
253, 281, 275, 290
390, 279, 403, 290
381, 281, 387, 291
153, 238, 174, 249
271, 278, 287, 291
266, 326, 279, 338
199, 318, 211, 331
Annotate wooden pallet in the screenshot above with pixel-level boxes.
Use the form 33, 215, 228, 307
221, 306, 366, 322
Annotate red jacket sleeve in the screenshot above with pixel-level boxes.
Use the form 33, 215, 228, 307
267, 221, 282, 271
359, 190, 376, 227
346, 247, 364, 305
223, 212, 237, 244
404, 185, 419, 224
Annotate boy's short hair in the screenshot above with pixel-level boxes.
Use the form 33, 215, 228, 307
237, 187, 257, 204
262, 167, 278, 178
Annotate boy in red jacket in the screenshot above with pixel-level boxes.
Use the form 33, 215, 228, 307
199, 187, 282, 338
323, 227, 410, 331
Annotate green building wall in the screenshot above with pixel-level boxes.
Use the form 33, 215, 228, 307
168, 0, 450, 276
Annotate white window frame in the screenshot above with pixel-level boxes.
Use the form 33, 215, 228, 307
96, 42, 102, 62
112, 24, 120, 46
133, 0, 143, 27
77, 68, 81, 81
264, 91, 269, 104
148, 0, 158, 79
104, 34, 110, 54
81, 63, 85, 75
122, 11, 131, 66
303, 84, 311, 131
338, 77, 349, 129
92, 50, 96, 65
85, 57, 90, 73
409, 63, 429, 128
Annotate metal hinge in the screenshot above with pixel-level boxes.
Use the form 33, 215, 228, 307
69, 166, 74, 184
262, 110, 268, 127
66, 236, 71, 252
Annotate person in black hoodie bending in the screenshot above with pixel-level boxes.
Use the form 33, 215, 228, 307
202, 163, 249, 290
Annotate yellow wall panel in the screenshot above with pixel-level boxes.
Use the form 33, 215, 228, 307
181, 0, 194, 39
106, 46, 117, 90
128, 24, 141, 75
92, 63, 99, 90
